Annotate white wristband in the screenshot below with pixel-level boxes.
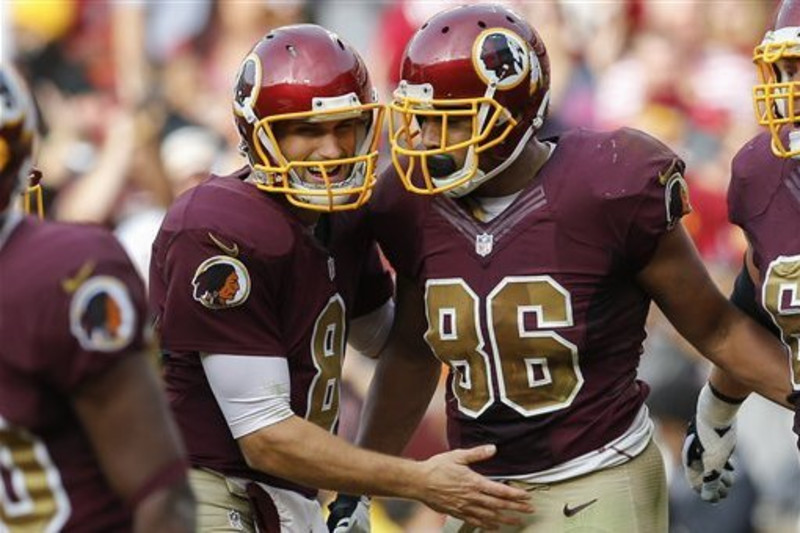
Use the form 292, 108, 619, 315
697, 383, 741, 428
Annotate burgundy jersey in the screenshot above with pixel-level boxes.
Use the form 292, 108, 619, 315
369, 128, 690, 476
729, 132, 800, 393
0, 217, 147, 531
151, 168, 392, 497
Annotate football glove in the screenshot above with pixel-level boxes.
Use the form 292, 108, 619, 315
327, 494, 371, 533
682, 383, 741, 503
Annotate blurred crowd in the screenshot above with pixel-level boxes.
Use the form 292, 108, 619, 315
3, 0, 798, 531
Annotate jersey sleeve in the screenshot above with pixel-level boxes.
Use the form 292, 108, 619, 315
728, 132, 785, 228
603, 129, 691, 270
155, 229, 284, 356
38, 232, 147, 392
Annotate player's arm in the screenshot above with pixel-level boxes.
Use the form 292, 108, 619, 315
706, 246, 783, 397
329, 276, 442, 532
241, 416, 531, 528
202, 351, 530, 530
72, 353, 195, 533
635, 223, 793, 408
355, 274, 441, 454
347, 298, 395, 359
681, 247, 773, 502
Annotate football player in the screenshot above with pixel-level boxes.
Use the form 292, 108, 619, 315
150, 24, 531, 532
326, 4, 797, 532
0, 65, 195, 531
683, 0, 800, 504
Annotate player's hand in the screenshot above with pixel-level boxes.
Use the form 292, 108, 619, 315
682, 384, 740, 503
682, 416, 736, 502
416, 444, 533, 530
326, 494, 371, 533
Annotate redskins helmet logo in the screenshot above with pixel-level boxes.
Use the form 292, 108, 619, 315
69, 276, 137, 352
472, 28, 530, 90
233, 53, 262, 124
0, 70, 22, 124
192, 256, 251, 309
0, 68, 34, 175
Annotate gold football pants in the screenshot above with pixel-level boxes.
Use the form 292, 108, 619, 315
443, 439, 668, 533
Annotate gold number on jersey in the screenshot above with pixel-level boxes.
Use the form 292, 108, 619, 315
425, 277, 583, 418
0, 417, 70, 531
488, 276, 583, 416
425, 280, 494, 416
762, 255, 800, 389
306, 294, 346, 431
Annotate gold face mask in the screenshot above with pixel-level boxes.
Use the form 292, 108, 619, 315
388, 83, 518, 196
248, 102, 385, 212
753, 27, 800, 158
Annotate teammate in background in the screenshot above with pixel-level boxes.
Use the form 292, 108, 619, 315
150, 24, 531, 532
683, 0, 800, 504
0, 65, 195, 532
327, 4, 797, 532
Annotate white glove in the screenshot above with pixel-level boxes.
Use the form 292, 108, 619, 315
682, 384, 741, 503
327, 494, 371, 533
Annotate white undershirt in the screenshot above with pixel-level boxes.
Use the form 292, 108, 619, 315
348, 299, 395, 358
468, 192, 522, 222
468, 141, 556, 223
201, 354, 295, 439
201, 300, 395, 438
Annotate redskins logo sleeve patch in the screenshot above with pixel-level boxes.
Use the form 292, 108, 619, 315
664, 171, 692, 229
657, 157, 691, 229
191, 256, 251, 309
69, 276, 137, 352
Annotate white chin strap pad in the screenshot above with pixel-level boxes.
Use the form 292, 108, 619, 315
789, 129, 800, 158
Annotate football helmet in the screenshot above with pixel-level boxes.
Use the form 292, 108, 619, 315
232, 24, 384, 212
0, 65, 37, 214
388, 4, 550, 197
753, 0, 800, 158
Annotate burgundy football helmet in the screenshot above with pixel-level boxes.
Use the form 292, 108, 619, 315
753, 0, 800, 158
388, 4, 550, 196
232, 24, 384, 211
0, 65, 37, 214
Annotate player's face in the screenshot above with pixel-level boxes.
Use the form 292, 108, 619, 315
778, 57, 800, 83
274, 115, 367, 185
218, 272, 240, 302
777, 57, 800, 127
105, 297, 121, 336
418, 115, 473, 171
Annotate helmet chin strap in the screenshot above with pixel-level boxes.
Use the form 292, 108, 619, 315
788, 129, 800, 159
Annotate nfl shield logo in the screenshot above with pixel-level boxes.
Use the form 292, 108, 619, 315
475, 233, 494, 257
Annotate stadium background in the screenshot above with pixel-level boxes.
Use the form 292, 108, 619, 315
1, 1, 797, 531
